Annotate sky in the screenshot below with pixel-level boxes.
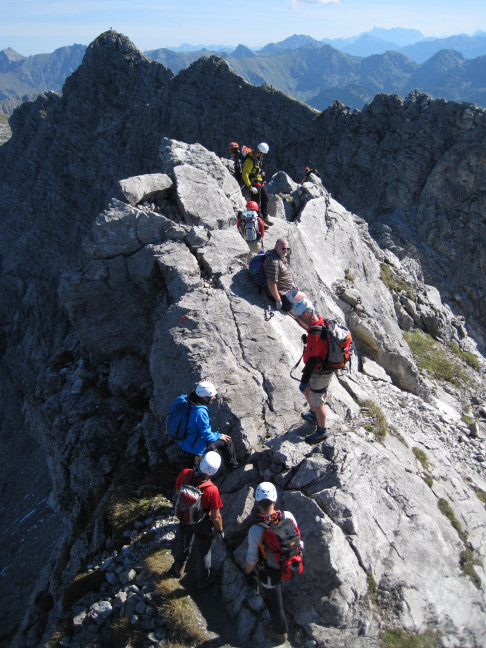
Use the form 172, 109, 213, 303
1, 0, 486, 56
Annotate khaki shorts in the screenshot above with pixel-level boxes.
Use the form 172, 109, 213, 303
308, 371, 333, 407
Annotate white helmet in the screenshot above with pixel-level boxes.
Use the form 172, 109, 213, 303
257, 142, 269, 154
255, 482, 277, 502
293, 298, 314, 317
199, 451, 222, 476
195, 380, 217, 397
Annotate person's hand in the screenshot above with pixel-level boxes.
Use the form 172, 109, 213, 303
275, 300, 282, 310
299, 382, 307, 394
245, 571, 256, 587
250, 186, 258, 195
220, 433, 231, 442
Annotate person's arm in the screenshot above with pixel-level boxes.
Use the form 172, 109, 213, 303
195, 408, 221, 442
245, 525, 263, 572
210, 508, 223, 533
266, 280, 281, 302
241, 157, 252, 188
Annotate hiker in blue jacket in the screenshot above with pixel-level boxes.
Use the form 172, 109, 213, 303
167, 379, 238, 469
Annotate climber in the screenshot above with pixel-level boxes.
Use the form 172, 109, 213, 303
301, 166, 320, 183
166, 379, 239, 469
241, 142, 273, 226
293, 298, 333, 444
237, 200, 265, 254
245, 482, 303, 644
264, 238, 305, 312
172, 451, 224, 588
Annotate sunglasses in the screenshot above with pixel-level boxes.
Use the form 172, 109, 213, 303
280, 246, 290, 250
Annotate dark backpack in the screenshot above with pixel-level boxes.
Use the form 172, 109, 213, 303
175, 479, 211, 525
258, 516, 303, 582
248, 249, 269, 287
248, 249, 284, 289
308, 320, 352, 370
166, 395, 191, 441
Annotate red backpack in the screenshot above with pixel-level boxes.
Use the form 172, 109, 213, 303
175, 479, 211, 525
305, 319, 352, 371
258, 514, 303, 581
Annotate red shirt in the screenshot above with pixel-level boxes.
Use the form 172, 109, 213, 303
175, 468, 223, 512
303, 315, 329, 364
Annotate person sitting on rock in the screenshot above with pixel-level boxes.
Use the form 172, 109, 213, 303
245, 482, 303, 644
168, 379, 239, 469
241, 142, 273, 226
237, 200, 265, 254
301, 166, 320, 183
293, 298, 334, 444
263, 238, 305, 312
172, 451, 224, 588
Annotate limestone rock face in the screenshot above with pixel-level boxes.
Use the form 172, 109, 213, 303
1, 30, 486, 648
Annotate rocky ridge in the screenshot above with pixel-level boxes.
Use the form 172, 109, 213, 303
9, 139, 486, 648
0, 30, 485, 647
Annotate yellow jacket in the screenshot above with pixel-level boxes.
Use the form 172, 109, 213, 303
242, 152, 264, 187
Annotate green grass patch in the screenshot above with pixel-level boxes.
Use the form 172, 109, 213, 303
380, 263, 413, 299
448, 342, 480, 371
460, 548, 483, 590
145, 550, 209, 645
344, 268, 355, 283
366, 569, 377, 594
403, 330, 466, 387
437, 498, 468, 543
412, 447, 429, 471
380, 628, 440, 648
474, 487, 486, 504
360, 399, 388, 441
390, 428, 409, 447
424, 475, 434, 489
107, 617, 146, 647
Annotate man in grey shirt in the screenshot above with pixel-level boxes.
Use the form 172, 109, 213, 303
263, 238, 303, 311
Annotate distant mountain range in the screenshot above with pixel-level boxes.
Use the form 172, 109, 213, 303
1, 28, 486, 114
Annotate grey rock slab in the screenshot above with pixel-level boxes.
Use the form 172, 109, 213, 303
117, 173, 173, 206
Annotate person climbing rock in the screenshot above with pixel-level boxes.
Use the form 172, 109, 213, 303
228, 141, 250, 184
301, 166, 320, 183
172, 451, 224, 588
263, 238, 305, 312
245, 482, 303, 644
166, 379, 239, 469
293, 298, 334, 444
237, 200, 265, 254
241, 142, 273, 225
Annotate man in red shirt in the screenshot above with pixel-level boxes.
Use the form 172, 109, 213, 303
172, 451, 224, 588
293, 298, 333, 444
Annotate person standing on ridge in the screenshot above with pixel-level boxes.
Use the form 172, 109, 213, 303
293, 298, 333, 444
172, 451, 224, 588
241, 142, 273, 226
166, 379, 239, 469
245, 482, 303, 644
237, 200, 265, 254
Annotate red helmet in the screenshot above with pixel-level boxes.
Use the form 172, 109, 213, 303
229, 141, 239, 151
246, 200, 259, 211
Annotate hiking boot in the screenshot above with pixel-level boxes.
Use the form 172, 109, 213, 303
263, 625, 288, 643
301, 410, 317, 423
172, 561, 186, 578
197, 569, 217, 589
305, 427, 329, 444
263, 216, 274, 226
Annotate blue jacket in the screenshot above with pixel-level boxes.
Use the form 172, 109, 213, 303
170, 394, 221, 456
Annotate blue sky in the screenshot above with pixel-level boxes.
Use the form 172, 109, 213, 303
1, 0, 485, 56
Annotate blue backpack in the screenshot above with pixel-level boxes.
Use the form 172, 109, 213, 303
248, 249, 268, 287
166, 395, 191, 441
